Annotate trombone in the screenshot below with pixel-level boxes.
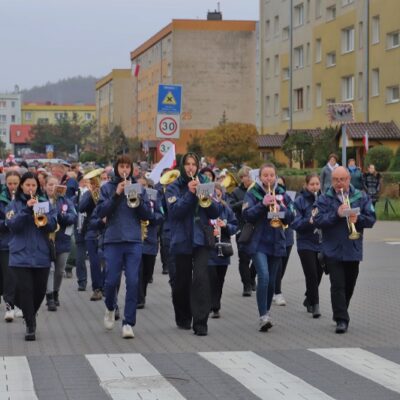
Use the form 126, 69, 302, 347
340, 188, 361, 240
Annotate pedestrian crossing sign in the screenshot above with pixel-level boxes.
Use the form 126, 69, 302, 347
162, 92, 177, 106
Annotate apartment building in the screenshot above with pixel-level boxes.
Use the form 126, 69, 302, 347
0, 88, 21, 149
130, 17, 257, 156
258, 0, 400, 135
95, 69, 134, 137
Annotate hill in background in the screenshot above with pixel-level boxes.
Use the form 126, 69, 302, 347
21, 76, 98, 104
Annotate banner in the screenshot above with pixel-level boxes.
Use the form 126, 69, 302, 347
149, 144, 176, 184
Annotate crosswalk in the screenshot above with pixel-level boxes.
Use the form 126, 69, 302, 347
2, 348, 400, 400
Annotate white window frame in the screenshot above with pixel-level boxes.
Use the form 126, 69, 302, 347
294, 88, 304, 111
266, 96, 271, 117
266, 20, 271, 40
282, 108, 290, 121
274, 93, 279, 115
342, 26, 355, 53
326, 5, 336, 21
294, 3, 304, 27
316, 83, 322, 107
372, 68, 380, 96
326, 51, 336, 67
266, 57, 271, 78
386, 85, 400, 104
358, 21, 364, 49
25, 112, 32, 121
274, 15, 279, 36
282, 26, 289, 41
315, 39, 322, 63
342, 0, 354, 6
387, 31, 400, 49
294, 45, 304, 69
341, 75, 354, 101
274, 55, 280, 76
372, 16, 380, 44
315, 0, 322, 18
282, 67, 290, 80
358, 72, 363, 100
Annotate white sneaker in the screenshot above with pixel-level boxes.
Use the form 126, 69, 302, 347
259, 314, 273, 332
4, 304, 14, 322
122, 324, 135, 339
14, 306, 23, 318
104, 309, 115, 330
273, 293, 287, 306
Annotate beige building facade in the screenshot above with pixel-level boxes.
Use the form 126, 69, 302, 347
96, 69, 134, 137
130, 19, 257, 157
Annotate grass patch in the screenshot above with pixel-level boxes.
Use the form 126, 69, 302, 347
375, 198, 400, 221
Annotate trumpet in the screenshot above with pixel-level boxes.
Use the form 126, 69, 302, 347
268, 182, 283, 228
31, 191, 48, 228
83, 168, 104, 204
310, 191, 322, 243
340, 188, 361, 240
124, 174, 141, 208
191, 172, 212, 208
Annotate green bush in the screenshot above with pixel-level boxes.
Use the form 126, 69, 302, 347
365, 146, 393, 172
389, 147, 400, 171
79, 151, 99, 163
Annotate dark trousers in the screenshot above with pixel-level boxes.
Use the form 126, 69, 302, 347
298, 250, 323, 306
160, 232, 169, 273
0, 251, 16, 307
173, 247, 210, 331
13, 267, 49, 327
326, 259, 359, 322
75, 240, 87, 289
208, 265, 228, 312
86, 239, 102, 290
275, 245, 293, 294
238, 248, 256, 289
138, 254, 156, 304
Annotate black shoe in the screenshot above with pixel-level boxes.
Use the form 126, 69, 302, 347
53, 291, 60, 307
25, 326, 36, 341
194, 326, 208, 336
65, 270, 73, 279
114, 307, 120, 321
177, 321, 191, 330
46, 294, 57, 312
312, 304, 321, 318
136, 302, 145, 309
162, 268, 168, 275
211, 310, 220, 319
335, 320, 348, 334
251, 281, 257, 291
303, 298, 313, 313
242, 285, 252, 297
78, 286, 86, 292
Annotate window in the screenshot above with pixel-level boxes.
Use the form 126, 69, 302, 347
372, 68, 379, 96
55, 112, 67, 120
11, 101, 16, 108
266, 20, 271, 40
274, 94, 279, 115
0, 115, 6, 123
11, 115, 15, 123
315, 0, 322, 18
85, 113, 92, 121
306, 0, 310, 22
306, 42, 310, 65
326, 51, 336, 67
342, 0, 354, 6
342, 26, 355, 53
274, 15, 279, 35
282, 26, 289, 40
282, 108, 290, 121
265, 96, 271, 116
306, 85, 311, 109
282, 67, 290, 80
342, 75, 354, 101
359, 22, 363, 49
316, 83, 322, 107
294, 88, 304, 110
372, 16, 380, 44
266, 57, 271, 78
358, 72, 363, 99
294, 46, 304, 68
387, 31, 400, 49
25, 112, 32, 121
294, 3, 304, 27
37, 118, 49, 124
274, 55, 279, 76
326, 5, 336, 21
315, 39, 322, 63
386, 86, 399, 103
0, 101, 6, 108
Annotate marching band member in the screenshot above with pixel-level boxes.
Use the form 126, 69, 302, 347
208, 183, 237, 319
313, 166, 376, 333
291, 173, 324, 318
242, 163, 294, 332
96, 155, 152, 339
5, 172, 57, 341
44, 176, 77, 310
0, 171, 20, 322
165, 152, 220, 336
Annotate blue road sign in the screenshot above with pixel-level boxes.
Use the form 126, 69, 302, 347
157, 84, 182, 114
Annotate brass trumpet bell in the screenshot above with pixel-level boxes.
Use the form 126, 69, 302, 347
198, 194, 212, 208
34, 213, 48, 228
160, 169, 180, 185
221, 171, 239, 193
270, 218, 283, 228
83, 168, 104, 180
126, 190, 140, 208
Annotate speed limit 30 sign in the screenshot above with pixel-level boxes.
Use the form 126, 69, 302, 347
156, 113, 180, 139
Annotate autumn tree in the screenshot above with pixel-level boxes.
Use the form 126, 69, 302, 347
201, 123, 259, 168
282, 131, 314, 168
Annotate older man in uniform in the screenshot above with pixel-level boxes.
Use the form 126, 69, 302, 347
313, 166, 376, 333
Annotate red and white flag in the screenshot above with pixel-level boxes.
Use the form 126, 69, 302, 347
362, 130, 369, 152
132, 63, 140, 77
149, 144, 176, 184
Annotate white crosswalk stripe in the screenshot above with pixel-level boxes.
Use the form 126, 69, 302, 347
199, 351, 335, 400
86, 353, 186, 400
0, 356, 38, 400
310, 347, 400, 395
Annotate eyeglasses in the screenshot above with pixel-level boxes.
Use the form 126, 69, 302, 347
332, 177, 349, 182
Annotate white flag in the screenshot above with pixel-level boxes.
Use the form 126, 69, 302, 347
149, 144, 176, 184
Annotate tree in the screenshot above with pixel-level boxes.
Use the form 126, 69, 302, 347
101, 125, 129, 163
389, 147, 400, 171
313, 127, 340, 167
186, 132, 203, 156
365, 145, 393, 172
282, 132, 314, 168
201, 123, 259, 168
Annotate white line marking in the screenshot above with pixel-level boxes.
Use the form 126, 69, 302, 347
310, 348, 400, 394
0, 356, 38, 399
385, 242, 400, 245
199, 351, 335, 400
86, 353, 186, 400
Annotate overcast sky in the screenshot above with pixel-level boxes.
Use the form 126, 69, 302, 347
1, 0, 258, 92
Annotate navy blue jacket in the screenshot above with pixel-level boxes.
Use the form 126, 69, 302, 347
96, 178, 153, 244
313, 185, 376, 261
5, 195, 58, 268
50, 196, 78, 254
143, 195, 165, 256
208, 202, 238, 266
242, 183, 295, 257
79, 190, 101, 241
0, 188, 13, 251
165, 175, 221, 255
291, 189, 322, 252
